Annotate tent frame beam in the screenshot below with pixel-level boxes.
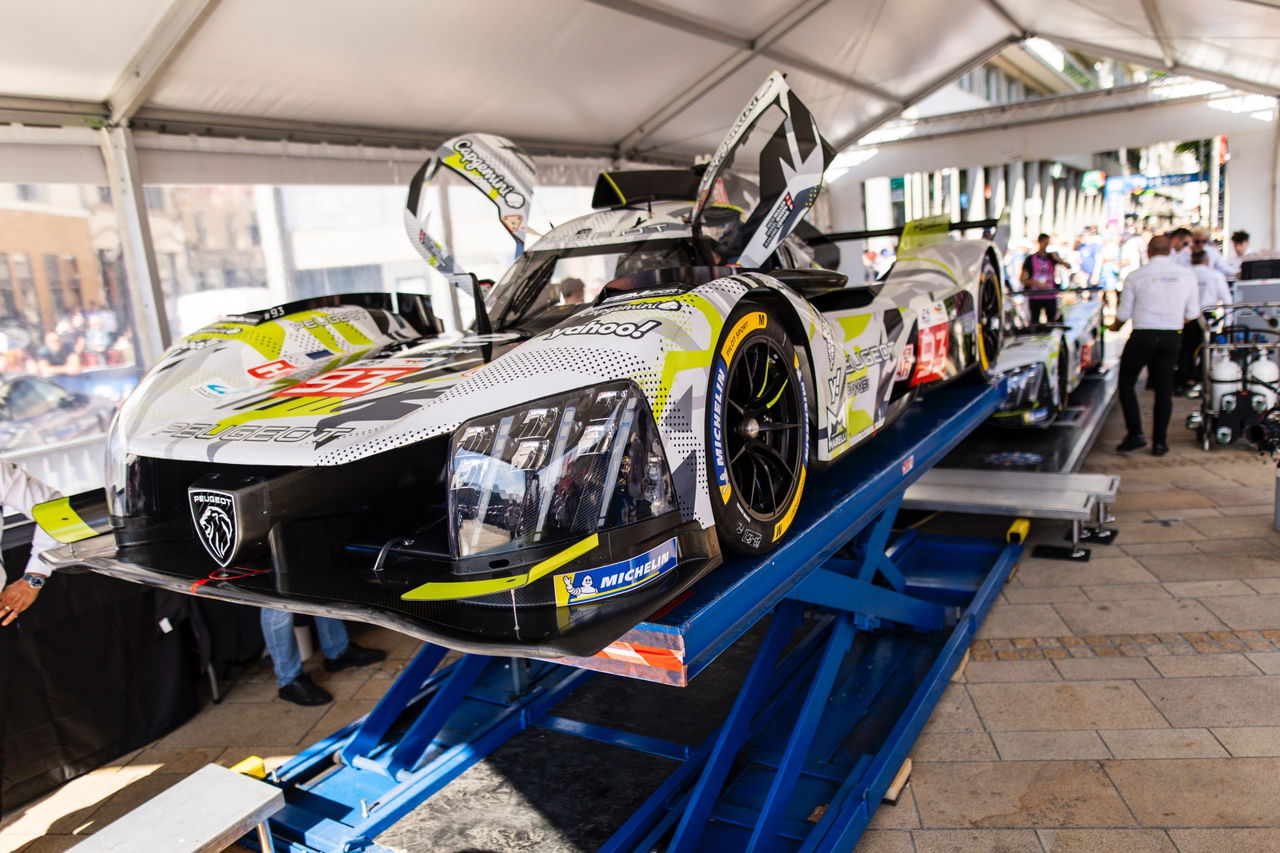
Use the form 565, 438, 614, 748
980, 0, 1028, 37
1043, 33, 1279, 97
1137, 0, 1177, 69
97, 126, 173, 365
583, 0, 902, 109
606, 0, 895, 157
107, 0, 224, 124
831, 35, 1020, 151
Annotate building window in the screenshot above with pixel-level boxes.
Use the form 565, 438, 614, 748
43, 254, 65, 315
16, 184, 38, 202
986, 68, 1003, 103
0, 253, 14, 319
144, 187, 166, 210
62, 255, 83, 310
97, 186, 112, 204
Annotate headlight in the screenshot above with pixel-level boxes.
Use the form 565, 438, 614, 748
447, 381, 677, 559
1003, 363, 1045, 409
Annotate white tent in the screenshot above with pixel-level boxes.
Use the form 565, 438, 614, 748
4, 0, 1278, 162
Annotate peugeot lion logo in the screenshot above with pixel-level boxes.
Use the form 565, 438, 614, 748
189, 489, 238, 567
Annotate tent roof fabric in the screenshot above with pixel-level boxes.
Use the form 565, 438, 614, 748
2, 0, 1278, 162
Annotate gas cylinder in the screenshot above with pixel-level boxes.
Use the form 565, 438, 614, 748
1248, 353, 1279, 412
1210, 351, 1243, 411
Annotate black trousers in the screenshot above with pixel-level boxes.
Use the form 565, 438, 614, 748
1029, 297, 1060, 324
1119, 328, 1181, 444
1175, 319, 1204, 389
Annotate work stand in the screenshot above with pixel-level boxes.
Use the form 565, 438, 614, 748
247, 382, 1020, 853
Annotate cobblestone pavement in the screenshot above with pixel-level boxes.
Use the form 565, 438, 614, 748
858, 392, 1280, 853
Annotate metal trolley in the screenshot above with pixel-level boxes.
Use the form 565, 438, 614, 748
1187, 301, 1280, 451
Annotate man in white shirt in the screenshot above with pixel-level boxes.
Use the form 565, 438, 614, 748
1169, 227, 1193, 267
1111, 235, 1201, 456
1190, 227, 1235, 277
0, 458, 60, 624
1175, 250, 1234, 392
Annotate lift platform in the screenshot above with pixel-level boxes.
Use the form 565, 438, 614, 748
245, 381, 1020, 853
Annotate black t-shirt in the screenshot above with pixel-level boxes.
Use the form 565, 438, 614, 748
36, 346, 68, 367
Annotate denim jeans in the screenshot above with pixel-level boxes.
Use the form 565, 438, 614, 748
260, 609, 349, 687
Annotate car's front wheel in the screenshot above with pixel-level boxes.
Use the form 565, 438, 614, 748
975, 257, 1004, 381
706, 304, 809, 556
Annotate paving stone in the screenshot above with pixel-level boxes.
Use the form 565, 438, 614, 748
1246, 578, 1280, 594
1149, 507, 1224, 520
1112, 519, 1206, 545
991, 730, 1111, 761
963, 660, 1061, 683
911, 829, 1043, 852
1198, 484, 1275, 504
1105, 757, 1280, 826
911, 761, 1134, 828
1099, 728, 1227, 758
1081, 584, 1171, 601
975, 604, 1071, 639
1187, 515, 1280, 541
922, 684, 984, 733
1162, 579, 1258, 598
1201, 595, 1280, 630
1113, 490, 1215, 511
1149, 653, 1262, 677
867, 786, 921, 829
1013, 556, 1158, 589
911, 731, 999, 762
1137, 551, 1280, 581
121, 746, 224, 775
1246, 652, 1280, 674
1210, 727, 1280, 757
1038, 828, 1177, 853
1168, 828, 1280, 853
969, 681, 1167, 731
1052, 599, 1225, 635
1119, 541, 1200, 557
853, 829, 915, 852
1139, 676, 1280, 727
1052, 657, 1160, 681
1192, 537, 1280, 554
155, 699, 331, 749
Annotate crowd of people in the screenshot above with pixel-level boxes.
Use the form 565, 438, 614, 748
1, 304, 135, 380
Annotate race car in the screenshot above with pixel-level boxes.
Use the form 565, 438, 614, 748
35, 74, 1005, 658
991, 291, 1104, 427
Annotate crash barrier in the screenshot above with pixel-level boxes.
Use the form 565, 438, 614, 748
195, 380, 1024, 853
904, 469, 1119, 561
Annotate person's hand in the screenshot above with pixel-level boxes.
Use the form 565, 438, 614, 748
1109, 319, 1125, 332
0, 578, 41, 626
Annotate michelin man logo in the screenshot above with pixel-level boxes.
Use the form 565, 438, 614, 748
554, 538, 679, 606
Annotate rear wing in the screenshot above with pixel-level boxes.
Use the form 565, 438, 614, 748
807, 217, 1001, 245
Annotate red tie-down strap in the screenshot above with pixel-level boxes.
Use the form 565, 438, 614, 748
190, 566, 271, 594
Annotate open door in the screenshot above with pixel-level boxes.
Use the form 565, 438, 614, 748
691, 72, 836, 269
402, 133, 537, 331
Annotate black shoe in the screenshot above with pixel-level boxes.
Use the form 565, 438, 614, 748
324, 642, 387, 673
278, 673, 332, 706
1152, 443, 1169, 457
1115, 435, 1148, 453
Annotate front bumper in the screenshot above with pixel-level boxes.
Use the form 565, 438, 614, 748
43, 518, 720, 659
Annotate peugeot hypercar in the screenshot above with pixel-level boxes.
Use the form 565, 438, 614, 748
37, 74, 1005, 657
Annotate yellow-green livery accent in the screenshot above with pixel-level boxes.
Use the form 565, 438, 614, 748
401, 534, 600, 601
32, 496, 100, 544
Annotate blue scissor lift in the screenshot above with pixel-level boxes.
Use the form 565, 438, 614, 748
257, 380, 1020, 853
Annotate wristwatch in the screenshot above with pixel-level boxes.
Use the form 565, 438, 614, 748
20, 574, 47, 589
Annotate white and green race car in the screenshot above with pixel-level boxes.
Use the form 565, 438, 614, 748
37, 74, 1005, 657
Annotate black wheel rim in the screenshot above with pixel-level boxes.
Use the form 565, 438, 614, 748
723, 338, 803, 519
979, 274, 1001, 366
